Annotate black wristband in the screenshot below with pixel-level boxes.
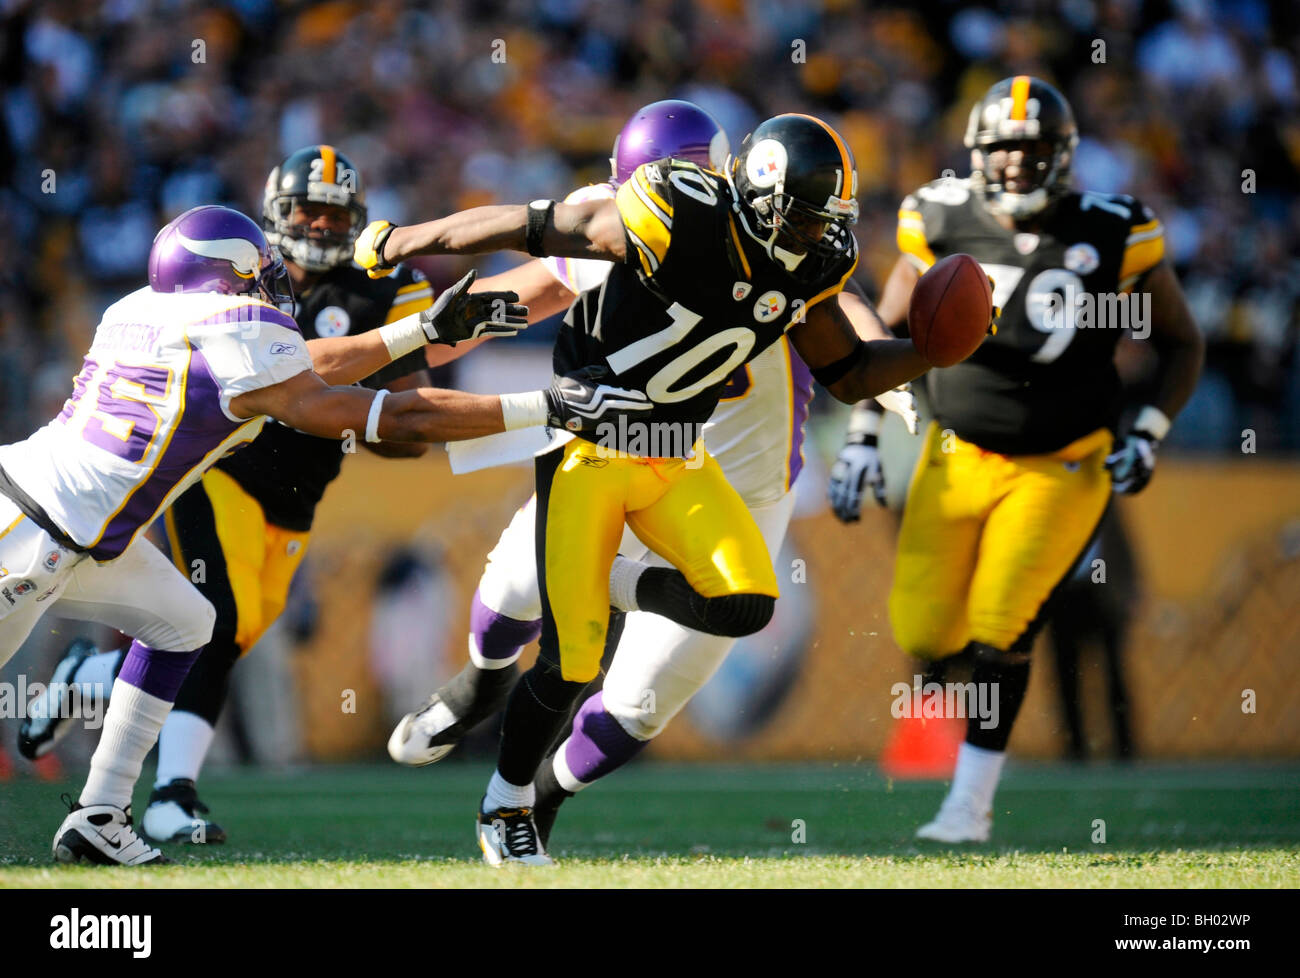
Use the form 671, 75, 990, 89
525, 200, 556, 257
810, 339, 867, 388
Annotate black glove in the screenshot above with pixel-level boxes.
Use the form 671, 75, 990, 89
544, 366, 651, 433
420, 269, 529, 345
1105, 406, 1170, 495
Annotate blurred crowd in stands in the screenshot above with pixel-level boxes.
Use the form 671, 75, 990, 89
2, 0, 1297, 451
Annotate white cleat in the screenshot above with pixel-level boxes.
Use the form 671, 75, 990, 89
915, 793, 992, 843
476, 801, 555, 867
52, 799, 168, 866
387, 695, 461, 766
142, 779, 226, 844
18, 639, 98, 760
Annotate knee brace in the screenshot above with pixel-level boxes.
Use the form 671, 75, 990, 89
636, 567, 774, 637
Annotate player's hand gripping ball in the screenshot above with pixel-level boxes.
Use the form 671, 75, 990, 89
907, 253, 995, 367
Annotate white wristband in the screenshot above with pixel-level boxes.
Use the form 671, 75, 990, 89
377, 313, 427, 360
365, 389, 389, 443
1133, 405, 1171, 441
499, 390, 549, 431
847, 403, 883, 439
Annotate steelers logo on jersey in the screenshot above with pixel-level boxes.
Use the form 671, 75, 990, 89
1064, 242, 1101, 275
753, 290, 787, 323
315, 305, 351, 337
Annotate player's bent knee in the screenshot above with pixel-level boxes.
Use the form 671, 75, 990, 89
705, 592, 774, 637
140, 591, 216, 651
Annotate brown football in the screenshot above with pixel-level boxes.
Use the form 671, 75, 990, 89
907, 253, 993, 368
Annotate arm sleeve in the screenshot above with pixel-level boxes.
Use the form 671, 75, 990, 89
1118, 200, 1165, 293
189, 301, 314, 422
614, 162, 676, 278
896, 192, 938, 272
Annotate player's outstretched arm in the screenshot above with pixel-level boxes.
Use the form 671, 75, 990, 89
228, 367, 651, 445
359, 371, 431, 458
356, 199, 627, 275
791, 296, 931, 405
307, 270, 528, 385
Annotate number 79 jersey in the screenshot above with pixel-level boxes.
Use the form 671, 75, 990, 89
553, 159, 857, 455
897, 178, 1164, 455
0, 287, 313, 560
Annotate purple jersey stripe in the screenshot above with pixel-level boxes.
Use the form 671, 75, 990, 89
91, 348, 245, 559
786, 343, 814, 487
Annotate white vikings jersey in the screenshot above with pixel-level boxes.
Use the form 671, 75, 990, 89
542, 183, 812, 506
0, 287, 312, 560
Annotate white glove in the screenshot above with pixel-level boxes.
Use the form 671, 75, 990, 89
874, 383, 919, 435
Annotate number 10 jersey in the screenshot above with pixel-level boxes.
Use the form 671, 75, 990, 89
552, 159, 857, 456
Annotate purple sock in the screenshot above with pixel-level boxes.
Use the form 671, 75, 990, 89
560, 691, 647, 787
116, 639, 201, 702
470, 591, 541, 665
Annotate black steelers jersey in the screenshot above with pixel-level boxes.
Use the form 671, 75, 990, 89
553, 159, 857, 455
216, 263, 432, 530
898, 178, 1164, 455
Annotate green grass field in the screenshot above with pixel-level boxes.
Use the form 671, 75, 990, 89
2, 761, 1297, 887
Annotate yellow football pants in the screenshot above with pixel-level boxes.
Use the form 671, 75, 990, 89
536, 438, 778, 682
165, 468, 311, 655
889, 422, 1113, 658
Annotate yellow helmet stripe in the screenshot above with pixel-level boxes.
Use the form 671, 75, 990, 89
1009, 76, 1032, 121
319, 144, 337, 184
793, 114, 853, 200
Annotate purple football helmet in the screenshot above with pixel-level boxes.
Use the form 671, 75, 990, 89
610, 99, 730, 185
149, 205, 292, 306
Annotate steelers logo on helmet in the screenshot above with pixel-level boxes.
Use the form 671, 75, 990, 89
728, 114, 860, 284
746, 139, 789, 192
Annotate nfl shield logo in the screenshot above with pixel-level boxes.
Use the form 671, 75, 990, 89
732, 282, 752, 301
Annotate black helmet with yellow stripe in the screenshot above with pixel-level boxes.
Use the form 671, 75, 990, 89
728, 114, 859, 282
964, 76, 1078, 220
263, 144, 368, 272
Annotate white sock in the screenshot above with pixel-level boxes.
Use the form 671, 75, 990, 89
80, 679, 172, 810
483, 769, 534, 811
609, 555, 647, 612
154, 710, 215, 787
72, 648, 124, 698
948, 742, 1006, 814
552, 746, 587, 794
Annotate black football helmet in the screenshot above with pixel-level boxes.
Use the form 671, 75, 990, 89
727, 114, 858, 282
262, 145, 368, 272
964, 76, 1078, 220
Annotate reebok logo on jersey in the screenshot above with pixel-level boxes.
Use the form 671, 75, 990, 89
269, 342, 300, 356
753, 291, 787, 323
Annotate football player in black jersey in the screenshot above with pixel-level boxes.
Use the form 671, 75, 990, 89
358, 113, 983, 864
828, 77, 1203, 842
19, 145, 533, 843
